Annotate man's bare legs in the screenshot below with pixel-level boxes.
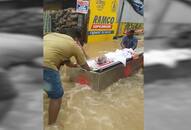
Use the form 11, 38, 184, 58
48, 98, 62, 125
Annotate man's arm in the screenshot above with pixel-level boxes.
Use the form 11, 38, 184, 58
81, 63, 91, 71
132, 38, 138, 50
120, 37, 126, 49
82, 48, 89, 59
65, 61, 78, 68
79, 45, 89, 59
120, 42, 126, 49
76, 41, 89, 59
74, 46, 91, 71
58, 60, 78, 69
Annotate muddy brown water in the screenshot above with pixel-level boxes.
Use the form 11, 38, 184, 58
144, 20, 191, 130
43, 40, 144, 130
0, 66, 43, 130
145, 77, 191, 130
0, 7, 42, 130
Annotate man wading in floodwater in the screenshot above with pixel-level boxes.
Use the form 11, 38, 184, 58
120, 30, 138, 50
43, 28, 91, 126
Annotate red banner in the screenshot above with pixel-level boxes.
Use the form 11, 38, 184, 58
91, 24, 112, 29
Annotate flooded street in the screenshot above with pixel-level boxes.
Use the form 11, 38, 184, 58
0, 66, 43, 130
145, 77, 191, 130
44, 72, 144, 130
0, 5, 43, 130
43, 40, 144, 130
144, 22, 191, 130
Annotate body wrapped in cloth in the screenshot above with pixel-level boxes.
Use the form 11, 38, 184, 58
66, 47, 143, 90
87, 48, 136, 72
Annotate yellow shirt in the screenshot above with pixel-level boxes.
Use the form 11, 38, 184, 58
44, 33, 86, 71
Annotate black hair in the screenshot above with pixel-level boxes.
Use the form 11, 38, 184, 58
129, 30, 135, 34
59, 28, 84, 46
59, 28, 81, 38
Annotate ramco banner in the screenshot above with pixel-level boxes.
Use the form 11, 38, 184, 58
87, 0, 118, 43
91, 16, 115, 29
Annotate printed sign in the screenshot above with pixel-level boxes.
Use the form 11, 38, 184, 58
96, 0, 105, 11
91, 16, 115, 29
89, 15, 115, 34
87, 0, 118, 43
76, 0, 89, 14
88, 30, 114, 35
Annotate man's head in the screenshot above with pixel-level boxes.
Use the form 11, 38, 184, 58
126, 30, 135, 37
59, 28, 84, 46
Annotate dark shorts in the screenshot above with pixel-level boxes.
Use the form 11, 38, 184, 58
43, 68, 64, 99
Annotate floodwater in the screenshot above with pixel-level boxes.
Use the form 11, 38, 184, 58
0, 6, 42, 130
144, 22, 191, 130
145, 77, 191, 130
43, 40, 144, 130
0, 66, 43, 130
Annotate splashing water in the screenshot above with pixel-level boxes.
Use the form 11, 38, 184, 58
44, 70, 144, 130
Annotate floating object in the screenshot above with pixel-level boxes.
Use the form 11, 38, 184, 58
87, 48, 135, 71
67, 48, 143, 90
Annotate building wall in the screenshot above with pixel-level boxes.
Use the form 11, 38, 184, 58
87, 0, 119, 43
87, 0, 144, 43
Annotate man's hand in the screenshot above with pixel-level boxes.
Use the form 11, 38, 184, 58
76, 41, 90, 59
120, 42, 125, 49
65, 61, 78, 68
132, 53, 139, 60
81, 63, 91, 71
67, 63, 78, 68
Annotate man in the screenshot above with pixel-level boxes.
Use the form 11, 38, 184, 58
120, 30, 138, 50
43, 28, 91, 126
